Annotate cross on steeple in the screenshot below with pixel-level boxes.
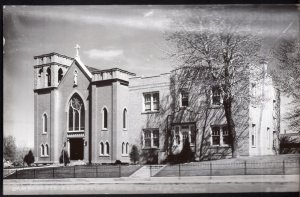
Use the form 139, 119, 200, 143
75, 44, 80, 58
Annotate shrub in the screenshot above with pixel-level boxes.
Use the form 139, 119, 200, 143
129, 145, 140, 164
178, 138, 194, 163
23, 150, 35, 166
59, 150, 70, 166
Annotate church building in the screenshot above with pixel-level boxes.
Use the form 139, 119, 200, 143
33, 47, 280, 164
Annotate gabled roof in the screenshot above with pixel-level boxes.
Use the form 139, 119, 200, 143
74, 57, 93, 79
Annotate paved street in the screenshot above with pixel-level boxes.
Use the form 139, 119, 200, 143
4, 175, 299, 195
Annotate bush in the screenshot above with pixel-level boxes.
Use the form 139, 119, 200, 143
59, 150, 70, 166
178, 138, 194, 163
129, 145, 140, 164
23, 150, 35, 166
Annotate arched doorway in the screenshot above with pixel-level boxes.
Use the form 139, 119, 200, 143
67, 93, 85, 160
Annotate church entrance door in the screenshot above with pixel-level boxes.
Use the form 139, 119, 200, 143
69, 138, 84, 160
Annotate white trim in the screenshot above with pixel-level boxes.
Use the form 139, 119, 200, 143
142, 92, 160, 112
74, 57, 93, 78
99, 142, 104, 156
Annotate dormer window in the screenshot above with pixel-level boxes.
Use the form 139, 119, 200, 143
212, 86, 222, 105
180, 90, 189, 107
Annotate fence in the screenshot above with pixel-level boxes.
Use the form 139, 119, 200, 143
5, 165, 141, 179
154, 160, 300, 177
5, 159, 300, 179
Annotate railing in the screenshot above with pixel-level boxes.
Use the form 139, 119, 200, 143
154, 160, 300, 177
5, 165, 142, 179
4, 159, 300, 179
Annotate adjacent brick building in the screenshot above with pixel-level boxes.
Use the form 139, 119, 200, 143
33, 52, 280, 164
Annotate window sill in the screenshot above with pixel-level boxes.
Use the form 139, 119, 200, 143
123, 128, 127, 131
141, 111, 159, 114
42, 132, 47, 135
101, 128, 108, 131
99, 155, 110, 157
40, 156, 49, 158
121, 154, 129, 157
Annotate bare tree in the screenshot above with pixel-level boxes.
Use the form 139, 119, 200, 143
272, 38, 300, 133
3, 135, 17, 161
166, 14, 261, 158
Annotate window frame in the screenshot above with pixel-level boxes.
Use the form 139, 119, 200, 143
123, 108, 127, 130
143, 128, 159, 149
180, 90, 189, 107
102, 107, 108, 130
210, 125, 230, 147
211, 86, 222, 105
143, 92, 160, 112
42, 113, 48, 134
251, 124, 256, 147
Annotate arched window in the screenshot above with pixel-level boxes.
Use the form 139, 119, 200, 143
126, 142, 129, 154
41, 144, 45, 156
105, 142, 110, 155
122, 142, 125, 154
45, 144, 49, 156
100, 142, 104, 155
46, 67, 51, 87
58, 68, 63, 83
38, 68, 43, 77
68, 94, 85, 131
103, 108, 108, 129
123, 108, 127, 129
42, 114, 47, 133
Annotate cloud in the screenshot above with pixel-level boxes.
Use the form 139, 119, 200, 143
144, 10, 154, 17
84, 49, 123, 60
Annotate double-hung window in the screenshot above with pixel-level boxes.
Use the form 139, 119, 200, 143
211, 125, 230, 146
143, 92, 159, 112
143, 129, 159, 148
212, 86, 222, 105
180, 90, 189, 107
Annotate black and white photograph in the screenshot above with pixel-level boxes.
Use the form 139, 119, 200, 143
3, 4, 300, 195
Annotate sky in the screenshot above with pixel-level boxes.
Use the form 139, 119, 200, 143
3, 5, 299, 148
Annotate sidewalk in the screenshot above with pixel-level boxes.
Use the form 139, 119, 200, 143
4, 174, 299, 185
4, 175, 299, 194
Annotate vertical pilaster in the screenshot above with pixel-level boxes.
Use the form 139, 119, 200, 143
112, 81, 119, 161
34, 92, 38, 162
91, 85, 97, 163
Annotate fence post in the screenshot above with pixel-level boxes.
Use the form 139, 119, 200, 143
53, 168, 55, 178
119, 165, 121, 177
282, 160, 285, 175
74, 166, 76, 178
96, 165, 98, 178
244, 161, 247, 175
210, 162, 212, 178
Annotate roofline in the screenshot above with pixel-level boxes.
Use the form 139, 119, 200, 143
129, 72, 171, 79
92, 67, 136, 76
34, 52, 74, 60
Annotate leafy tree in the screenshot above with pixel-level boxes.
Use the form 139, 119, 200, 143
166, 12, 261, 158
23, 150, 35, 166
3, 136, 17, 161
59, 150, 70, 166
272, 39, 300, 133
129, 145, 139, 164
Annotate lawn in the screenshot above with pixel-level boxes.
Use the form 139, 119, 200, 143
155, 154, 300, 177
5, 165, 142, 179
